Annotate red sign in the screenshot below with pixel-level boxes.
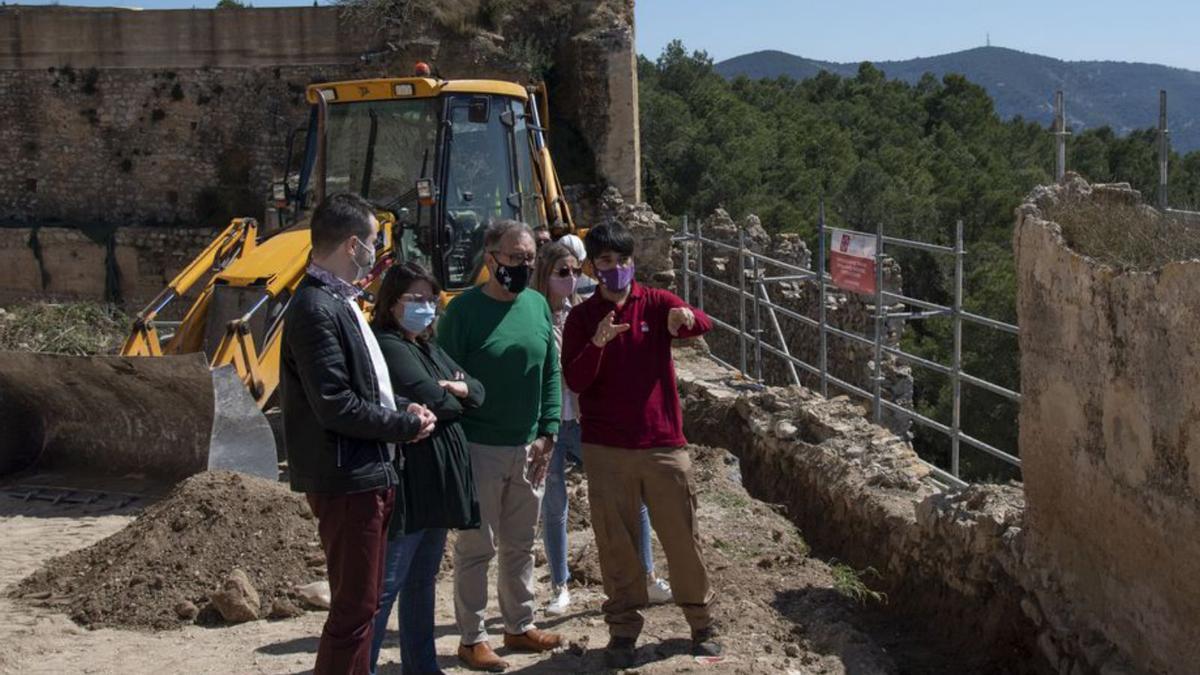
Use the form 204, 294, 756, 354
829, 229, 876, 294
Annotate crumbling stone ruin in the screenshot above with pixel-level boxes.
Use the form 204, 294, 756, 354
1015, 175, 1200, 673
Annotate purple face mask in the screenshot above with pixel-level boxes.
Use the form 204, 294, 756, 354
597, 263, 635, 291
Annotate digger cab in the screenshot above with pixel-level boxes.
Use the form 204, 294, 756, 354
285, 75, 568, 292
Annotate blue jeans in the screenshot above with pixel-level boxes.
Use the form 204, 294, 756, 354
368, 527, 448, 675
542, 420, 654, 586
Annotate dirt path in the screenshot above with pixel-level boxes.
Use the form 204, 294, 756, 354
0, 448, 898, 675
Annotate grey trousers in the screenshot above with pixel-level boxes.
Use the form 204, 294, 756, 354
454, 441, 543, 645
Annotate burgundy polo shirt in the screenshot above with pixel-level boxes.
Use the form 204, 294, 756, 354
562, 282, 712, 449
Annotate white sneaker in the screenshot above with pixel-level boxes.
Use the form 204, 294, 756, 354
545, 583, 571, 616
647, 576, 673, 605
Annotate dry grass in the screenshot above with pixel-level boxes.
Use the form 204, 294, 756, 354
830, 562, 887, 606
1045, 198, 1200, 271
335, 0, 510, 34
0, 301, 128, 355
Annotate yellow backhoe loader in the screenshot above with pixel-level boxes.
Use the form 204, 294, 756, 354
0, 72, 575, 484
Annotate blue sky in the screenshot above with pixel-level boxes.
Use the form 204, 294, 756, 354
10, 0, 1200, 71
635, 0, 1200, 69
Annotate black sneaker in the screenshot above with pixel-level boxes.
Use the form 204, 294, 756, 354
604, 636, 637, 669
691, 627, 723, 657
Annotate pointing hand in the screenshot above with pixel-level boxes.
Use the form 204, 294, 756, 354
591, 310, 631, 348
667, 307, 696, 336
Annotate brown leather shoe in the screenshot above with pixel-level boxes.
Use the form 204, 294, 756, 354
457, 641, 509, 672
502, 628, 563, 653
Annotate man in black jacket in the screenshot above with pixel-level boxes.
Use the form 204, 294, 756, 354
281, 192, 437, 675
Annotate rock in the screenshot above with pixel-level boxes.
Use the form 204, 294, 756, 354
174, 600, 199, 621
775, 420, 798, 440
784, 642, 801, 658
268, 597, 304, 620
1038, 632, 1059, 668
211, 569, 260, 623
295, 580, 332, 609
1020, 597, 1043, 626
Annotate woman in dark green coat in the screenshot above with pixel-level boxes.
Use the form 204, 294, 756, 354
368, 261, 483, 675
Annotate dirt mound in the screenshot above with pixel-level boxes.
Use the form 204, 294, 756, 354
10, 471, 323, 630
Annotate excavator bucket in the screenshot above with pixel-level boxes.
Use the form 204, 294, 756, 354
0, 352, 277, 482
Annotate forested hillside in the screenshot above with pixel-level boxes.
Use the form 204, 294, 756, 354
716, 46, 1200, 152
640, 42, 1200, 478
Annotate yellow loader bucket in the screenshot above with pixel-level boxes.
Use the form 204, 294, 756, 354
0, 352, 277, 482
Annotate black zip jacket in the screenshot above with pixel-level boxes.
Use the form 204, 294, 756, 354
280, 274, 422, 494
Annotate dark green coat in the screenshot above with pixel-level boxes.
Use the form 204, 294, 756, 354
376, 330, 484, 536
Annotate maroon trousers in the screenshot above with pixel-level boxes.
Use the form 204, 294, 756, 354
307, 488, 395, 675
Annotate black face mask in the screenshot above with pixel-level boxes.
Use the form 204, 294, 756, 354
494, 259, 531, 294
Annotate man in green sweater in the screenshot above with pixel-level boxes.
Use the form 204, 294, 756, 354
438, 219, 563, 672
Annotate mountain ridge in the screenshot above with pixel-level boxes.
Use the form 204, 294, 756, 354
715, 46, 1200, 151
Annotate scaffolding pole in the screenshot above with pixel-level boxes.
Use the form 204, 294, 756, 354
1054, 90, 1068, 182
951, 219, 964, 478
818, 199, 829, 397
1159, 90, 1170, 211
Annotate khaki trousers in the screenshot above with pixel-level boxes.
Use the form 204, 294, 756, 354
583, 443, 714, 639
454, 442, 542, 645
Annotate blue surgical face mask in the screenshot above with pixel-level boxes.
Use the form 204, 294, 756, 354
399, 301, 437, 334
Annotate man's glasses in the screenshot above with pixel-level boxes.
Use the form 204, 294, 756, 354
555, 267, 582, 278
491, 250, 535, 265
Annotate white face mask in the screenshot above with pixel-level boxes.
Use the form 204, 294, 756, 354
351, 237, 376, 280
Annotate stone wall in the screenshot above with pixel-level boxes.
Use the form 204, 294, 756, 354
0, 226, 219, 308
1015, 177, 1200, 673
0, 64, 357, 229
553, 12, 641, 201
0, 3, 639, 228
673, 350, 1041, 671
0, 6, 367, 69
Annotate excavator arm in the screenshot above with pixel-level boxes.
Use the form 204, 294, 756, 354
122, 218, 260, 358
529, 84, 575, 237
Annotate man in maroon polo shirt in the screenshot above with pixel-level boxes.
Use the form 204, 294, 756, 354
561, 222, 720, 669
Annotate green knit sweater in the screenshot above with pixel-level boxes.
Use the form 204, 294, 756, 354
436, 286, 561, 446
